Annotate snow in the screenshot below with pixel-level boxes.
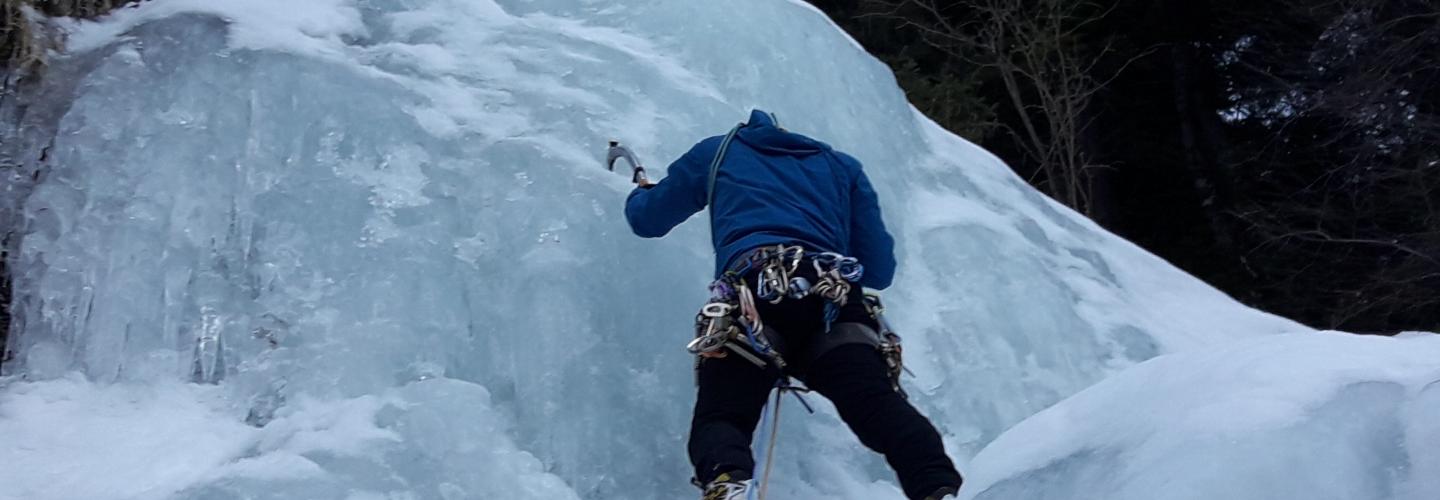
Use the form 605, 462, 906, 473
1, 0, 1414, 499
0, 376, 578, 500
62, 0, 366, 57
0, 376, 257, 500
961, 332, 1440, 500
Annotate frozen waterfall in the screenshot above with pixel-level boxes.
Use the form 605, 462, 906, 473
3, 1, 1429, 500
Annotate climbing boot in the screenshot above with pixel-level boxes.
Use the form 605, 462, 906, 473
700, 471, 752, 500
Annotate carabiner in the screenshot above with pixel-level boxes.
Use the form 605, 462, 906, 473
702, 302, 734, 318
835, 257, 863, 282
783, 246, 806, 273
787, 276, 812, 299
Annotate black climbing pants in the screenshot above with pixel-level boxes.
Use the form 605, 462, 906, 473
687, 281, 963, 500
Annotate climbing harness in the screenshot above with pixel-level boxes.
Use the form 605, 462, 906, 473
689, 115, 895, 378
687, 244, 866, 370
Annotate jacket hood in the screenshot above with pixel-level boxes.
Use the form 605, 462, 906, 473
734, 109, 830, 156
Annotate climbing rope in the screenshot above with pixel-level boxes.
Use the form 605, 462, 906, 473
750, 379, 814, 500
752, 387, 782, 500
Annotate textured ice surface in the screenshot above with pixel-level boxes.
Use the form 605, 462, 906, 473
961, 332, 1440, 500
1, 1, 1311, 499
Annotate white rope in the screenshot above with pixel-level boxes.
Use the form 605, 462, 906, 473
756, 387, 784, 500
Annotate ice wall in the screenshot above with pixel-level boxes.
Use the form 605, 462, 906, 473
0, 1, 1305, 499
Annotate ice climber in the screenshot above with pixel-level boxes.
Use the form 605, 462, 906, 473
623, 110, 964, 500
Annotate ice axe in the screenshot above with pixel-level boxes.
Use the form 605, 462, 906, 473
606, 140, 648, 185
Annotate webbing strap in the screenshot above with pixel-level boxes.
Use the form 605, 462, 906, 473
707, 112, 781, 212
707, 123, 743, 247
706, 123, 744, 209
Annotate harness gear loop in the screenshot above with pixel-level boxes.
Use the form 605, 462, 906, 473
757, 246, 804, 303
689, 244, 865, 371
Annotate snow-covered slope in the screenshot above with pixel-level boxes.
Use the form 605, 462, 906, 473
1, 1, 1314, 499
963, 332, 1440, 500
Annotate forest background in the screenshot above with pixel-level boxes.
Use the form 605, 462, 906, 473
809, 0, 1439, 334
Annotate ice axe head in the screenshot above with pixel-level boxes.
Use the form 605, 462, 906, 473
606, 141, 641, 175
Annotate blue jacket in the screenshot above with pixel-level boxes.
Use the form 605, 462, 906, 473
625, 110, 896, 289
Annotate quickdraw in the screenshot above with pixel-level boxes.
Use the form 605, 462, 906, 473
686, 302, 736, 355
688, 281, 781, 371
810, 252, 862, 305
864, 293, 911, 399
753, 245, 807, 304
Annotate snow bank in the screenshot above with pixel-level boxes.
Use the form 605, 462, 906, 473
963, 332, 1440, 500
